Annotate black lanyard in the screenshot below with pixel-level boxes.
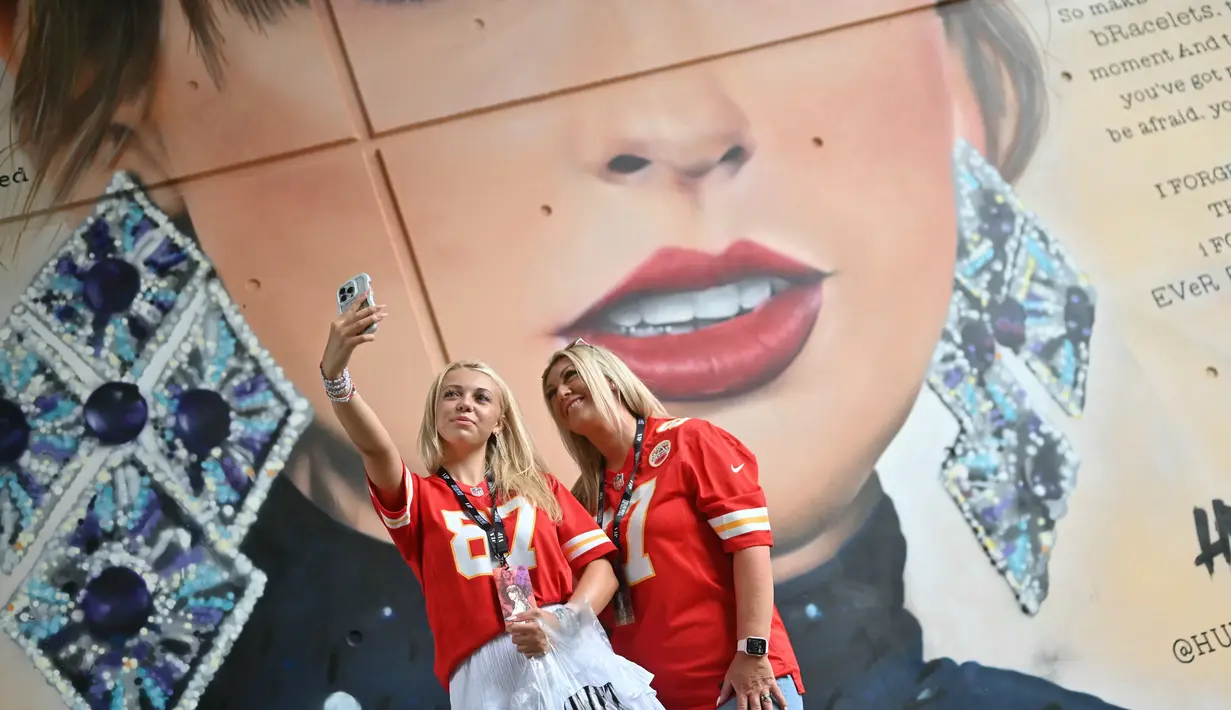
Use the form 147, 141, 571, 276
438, 467, 510, 566
596, 417, 645, 583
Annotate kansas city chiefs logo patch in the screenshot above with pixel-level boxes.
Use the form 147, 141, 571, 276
648, 440, 671, 467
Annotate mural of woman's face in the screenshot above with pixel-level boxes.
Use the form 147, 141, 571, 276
8, 1, 969, 555
363, 5, 964, 552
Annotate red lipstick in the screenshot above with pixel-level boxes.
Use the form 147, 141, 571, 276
559, 240, 825, 400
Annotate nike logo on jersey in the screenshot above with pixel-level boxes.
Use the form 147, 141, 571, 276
731, 463, 745, 473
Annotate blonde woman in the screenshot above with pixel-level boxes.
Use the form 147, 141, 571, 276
541, 340, 804, 710
322, 299, 663, 709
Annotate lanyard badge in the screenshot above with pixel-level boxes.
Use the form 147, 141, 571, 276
439, 467, 539, 622
595, 417, 646, 626
438, 467, 510, 563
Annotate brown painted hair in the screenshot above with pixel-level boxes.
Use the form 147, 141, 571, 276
5, 0, 306, 209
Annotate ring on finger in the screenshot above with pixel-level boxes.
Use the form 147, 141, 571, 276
760, 692, 773, 703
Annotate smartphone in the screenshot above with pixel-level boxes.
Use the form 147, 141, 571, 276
336, 273, 379, 335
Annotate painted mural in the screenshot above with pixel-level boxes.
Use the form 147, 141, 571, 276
0, 0, 1227, 708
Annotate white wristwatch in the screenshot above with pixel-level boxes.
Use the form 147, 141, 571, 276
736, 636, 769, 657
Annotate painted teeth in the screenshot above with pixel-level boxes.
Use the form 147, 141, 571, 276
602, 277, 791, 336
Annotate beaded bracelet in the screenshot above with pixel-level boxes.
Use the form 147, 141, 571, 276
328, 383, 357, 403
321, 365, 356, 403
322, 369, 349, 395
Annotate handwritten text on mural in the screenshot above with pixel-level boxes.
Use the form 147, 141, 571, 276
1149, 267, 1231, 307
1192, 498, 1230, 575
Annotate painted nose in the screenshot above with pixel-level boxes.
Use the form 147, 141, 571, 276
584, 77, 755, 191
604, 142, 752, 185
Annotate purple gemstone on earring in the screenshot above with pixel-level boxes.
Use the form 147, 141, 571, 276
84, 382, 148, 445
55, 256, 78, 276
989, 298, 1027, 351
174, 389, 232, 457
1063, 287, 1095, 339
128, 217, 154, 240
82, 220, 113, 258
81, 566, 154, 640
143, 238, 189, 276
0, 398, 31, 464
220, 455, 251, 492
53, 305, 77, 323
82, 258, 141, 315
960, 320, 997, 375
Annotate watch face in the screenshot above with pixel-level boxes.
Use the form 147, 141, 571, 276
746, 637, 768, 656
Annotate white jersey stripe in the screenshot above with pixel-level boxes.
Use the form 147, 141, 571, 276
370, 464, 413, 529
707, 507, 771, 540
563, 529, 611, 561
713, 520, 771, 540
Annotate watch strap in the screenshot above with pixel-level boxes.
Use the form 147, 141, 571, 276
736, 636, 768, 656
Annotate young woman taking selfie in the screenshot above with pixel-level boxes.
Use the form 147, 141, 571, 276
322, 297, 663, 709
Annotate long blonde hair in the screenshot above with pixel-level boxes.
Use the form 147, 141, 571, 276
420, 360, 561, 521
541, 342, 668, 512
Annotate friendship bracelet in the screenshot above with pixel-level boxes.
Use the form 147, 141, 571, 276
320, 364, 348, 387
323, 373, 350, 393
324, 377, 351, 398
321, 365, 355, 402
326, 383, 357, 403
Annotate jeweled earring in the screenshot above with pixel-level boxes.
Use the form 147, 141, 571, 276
926, 140, 1096, 615
0, 172, 310, 710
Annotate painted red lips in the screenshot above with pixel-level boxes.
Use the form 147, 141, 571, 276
559, 240, 826, 400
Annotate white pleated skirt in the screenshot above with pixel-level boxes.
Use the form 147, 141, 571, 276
448, 605, 664, 710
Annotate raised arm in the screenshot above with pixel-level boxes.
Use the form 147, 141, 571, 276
320, 294, 401, 494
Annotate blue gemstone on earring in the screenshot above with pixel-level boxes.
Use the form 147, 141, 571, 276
0, 398, 31, 463
82, 258, 141, 315
989, 297, 1027, 351
81, 566, 154, 640
174, 389, 232, 457
84, 382, 148, 445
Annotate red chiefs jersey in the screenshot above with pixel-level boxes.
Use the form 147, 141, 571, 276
368, 464, 616, 688
599, 416, 803, 710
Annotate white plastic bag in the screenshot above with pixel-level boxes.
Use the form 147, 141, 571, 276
451, 601, 664, 710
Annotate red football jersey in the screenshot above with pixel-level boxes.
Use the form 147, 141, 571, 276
599, 416, 803, 710
368, 464, 616, 688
